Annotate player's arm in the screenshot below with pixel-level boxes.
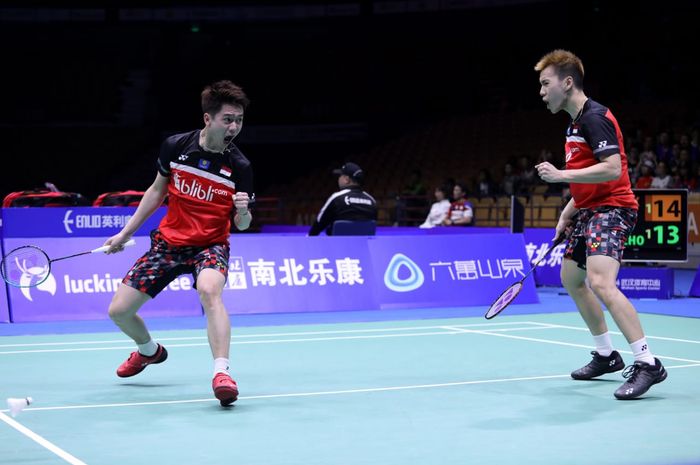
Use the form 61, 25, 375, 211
104, 174, 169, 252
233, 192, 252, 231
538, 111, 622, 184
552, 196, 578, 241
537, 153, 621, 184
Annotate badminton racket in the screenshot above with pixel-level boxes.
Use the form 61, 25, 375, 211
1, 239, 135, 288
484, 234, 566, 319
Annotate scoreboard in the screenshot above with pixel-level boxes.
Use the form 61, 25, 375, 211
623, 189, 688, 262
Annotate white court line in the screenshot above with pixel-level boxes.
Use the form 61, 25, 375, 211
0, 326, 551, 355
524, 321, 700, 345
0, 411, 87, 465
441, 326, 700, 364
0, 321, 536, 349
2, 362, 699, 414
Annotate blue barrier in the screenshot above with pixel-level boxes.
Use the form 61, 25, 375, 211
0, 217, 9, 322
1, 208, 538, 322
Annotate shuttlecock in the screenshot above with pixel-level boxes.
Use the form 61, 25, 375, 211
6, 397, 33, 417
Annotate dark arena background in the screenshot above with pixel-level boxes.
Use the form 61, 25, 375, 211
1, 2, 700, 465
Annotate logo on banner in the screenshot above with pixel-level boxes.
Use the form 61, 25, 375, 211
16, 266, 57, 302
62, 209, 132, 234
384, 253, 424, 292
227, 257, 248, 289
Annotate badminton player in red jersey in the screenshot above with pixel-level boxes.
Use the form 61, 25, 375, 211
534, 50, 667, 400
103, 80, 254, 406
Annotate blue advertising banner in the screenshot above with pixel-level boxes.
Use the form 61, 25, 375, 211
522, 228, 564, 287
616, 267, 674, 299
1, 207, 166, 238
367, 234, 539, 309
0, 218, 9, 323
221, 236, 377, 314
690, 265, 700, 298
4, 237, 202, 322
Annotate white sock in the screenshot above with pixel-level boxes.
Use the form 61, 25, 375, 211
592, 332, 614, 357
214, 357, 230, 375
630, 337, 655, 365
137, 340, 158, 357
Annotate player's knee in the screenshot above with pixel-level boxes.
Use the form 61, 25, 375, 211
588, 275, 616, 299
108, 302, 129, 322
197, 282, 221, 305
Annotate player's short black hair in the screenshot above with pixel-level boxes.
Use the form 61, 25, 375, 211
201, 80, 250, 116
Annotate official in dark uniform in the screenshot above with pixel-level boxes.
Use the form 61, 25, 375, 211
308, 162, 378, 236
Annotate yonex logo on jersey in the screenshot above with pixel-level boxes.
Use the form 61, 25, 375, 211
178, 154, 189, 161
598, 141, 608, 148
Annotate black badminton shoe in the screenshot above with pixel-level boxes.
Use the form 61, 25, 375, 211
116, 344, 168, 377
614, 358, 667, 400
571, 350, 625, 380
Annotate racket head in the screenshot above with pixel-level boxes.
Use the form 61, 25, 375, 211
1, 246, 52, 288
484, 281, 523, 319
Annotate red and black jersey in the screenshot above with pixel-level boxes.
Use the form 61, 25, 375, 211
156, 130, 254, 247
564, 99, 637, 210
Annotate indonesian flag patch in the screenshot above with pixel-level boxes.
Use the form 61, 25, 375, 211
219, 166, 232, 177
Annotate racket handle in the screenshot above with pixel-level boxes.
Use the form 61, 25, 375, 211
91, 239, 136, 254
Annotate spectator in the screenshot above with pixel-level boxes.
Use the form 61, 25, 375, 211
473, 168, 495, 198
656, 131, 672, 164
419, 185, 451, 229
516, 155, 537, 194
627, 147, 640, 185
396, 168, 428, 226
500, 162, 520, 196
442, 182, 474, 226
690, 128, 700, 162
640, 135, 656, 163
308, 162, 377, 236
635, 161, 655, 188
651, 161, 672, 188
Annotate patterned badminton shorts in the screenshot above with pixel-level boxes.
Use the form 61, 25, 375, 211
122, 229, 230, 297
563, 207, 637, 270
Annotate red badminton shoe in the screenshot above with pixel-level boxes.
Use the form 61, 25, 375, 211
116, 344, 168, 378
212, 372, 239, 406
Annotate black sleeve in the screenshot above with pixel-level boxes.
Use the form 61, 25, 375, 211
581, 112, 620, 159
157, 136, 178, 177
309, 195, 337, 236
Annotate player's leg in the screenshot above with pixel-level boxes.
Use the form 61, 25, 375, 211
561, 255, 606, 335
585, 208, 667, 399
110, 231, 175, 378
561, 253, 624, 380
109, 284, 169, 377
108, 284, 152, 343
194, 245, 238, 406
196, 268, 231, 360
585, 255, 643, 342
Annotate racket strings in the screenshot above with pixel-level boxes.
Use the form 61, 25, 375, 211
484, 282, 523, 319
1, 247, 51, 287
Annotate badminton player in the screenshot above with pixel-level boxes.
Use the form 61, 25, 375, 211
534, 50, 667, 399
102, 80, 253, 406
